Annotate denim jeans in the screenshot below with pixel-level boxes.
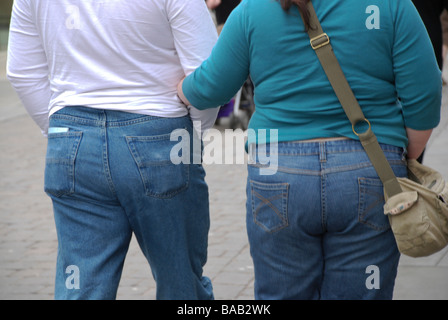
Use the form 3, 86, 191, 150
246, 139, 407, 300
45, 106, 213, 300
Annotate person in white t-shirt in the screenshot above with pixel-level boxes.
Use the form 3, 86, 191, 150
7, 0, 218, 300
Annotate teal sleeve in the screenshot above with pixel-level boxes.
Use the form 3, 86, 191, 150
392, 0, 442, 130
182, 4, 250, 110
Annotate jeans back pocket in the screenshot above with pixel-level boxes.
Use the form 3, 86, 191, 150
358, 177, 391, 231
249, 180, 289, 233
126, 133, 189, 199
45, 131, 83, 198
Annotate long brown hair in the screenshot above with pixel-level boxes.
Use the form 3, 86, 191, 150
279, 0, 311, 29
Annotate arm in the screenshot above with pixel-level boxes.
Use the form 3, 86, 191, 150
176, 76, 220, 133
177, 77, 190, 106
180, 3, 250, 110
7, 0, 51, 137
392, 1, 442, 154
168, 0, 219, 134
206, 0, 222, 10
406, 128, 433, 160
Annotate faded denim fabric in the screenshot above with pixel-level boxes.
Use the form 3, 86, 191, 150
246, 139, 407, 300
45, 106, 213, 300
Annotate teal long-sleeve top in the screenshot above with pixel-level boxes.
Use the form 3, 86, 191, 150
182, 0, 442, 148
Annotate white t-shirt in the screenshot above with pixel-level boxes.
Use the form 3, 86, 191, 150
7, 0, 219, 136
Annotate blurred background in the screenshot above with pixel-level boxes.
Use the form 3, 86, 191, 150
0, 0, 13, 51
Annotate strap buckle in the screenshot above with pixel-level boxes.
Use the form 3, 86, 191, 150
352, 119, 372, 136
310, 33, 330, 50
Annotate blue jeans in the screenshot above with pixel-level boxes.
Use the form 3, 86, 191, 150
45, 106, 213, 300
246, 139, 407, 300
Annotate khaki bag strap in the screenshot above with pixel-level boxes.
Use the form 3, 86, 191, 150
301, 1, 403, 198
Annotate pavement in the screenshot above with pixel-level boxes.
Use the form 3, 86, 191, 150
0, 50, 447, 300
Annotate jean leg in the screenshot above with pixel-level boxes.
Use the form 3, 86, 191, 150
320, 151, 407, 300
320, 226, 400, 300
52, 197, 132, 300
109, 116, 213, 300
246, 164, 324, 300
141, 165, 213, 300
45, 111, 133, 300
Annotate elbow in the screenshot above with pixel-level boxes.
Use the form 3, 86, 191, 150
6, 67, 49, 94
427, 76, 443, 111
6, 68, 17, 86
6, 66, 26, 90
431, 73, 443, 99
430, 69, 443, 99
6, 56, 20, 84
416, 73, 443, 110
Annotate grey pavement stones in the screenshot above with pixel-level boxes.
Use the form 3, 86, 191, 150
1, 50, 447, 300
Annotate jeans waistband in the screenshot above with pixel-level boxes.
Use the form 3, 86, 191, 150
51, 106, 186, 127
253, 138, 404, 156
298, 137, 351, 143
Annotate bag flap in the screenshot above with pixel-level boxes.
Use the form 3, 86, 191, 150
407, 159, 445, 191
384, 191, 418, 216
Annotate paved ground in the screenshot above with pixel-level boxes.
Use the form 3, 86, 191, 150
1, 51, 447, 300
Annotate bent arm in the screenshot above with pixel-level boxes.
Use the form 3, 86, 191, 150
392, 2, 442, 158
180, 3, 250, 110
169, 0, 219, 133
406, 128, 433, 160
7, 0, 51, 137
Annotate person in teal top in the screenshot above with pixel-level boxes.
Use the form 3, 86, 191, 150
178, 0, 442, 300
180, 0, 440, 151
